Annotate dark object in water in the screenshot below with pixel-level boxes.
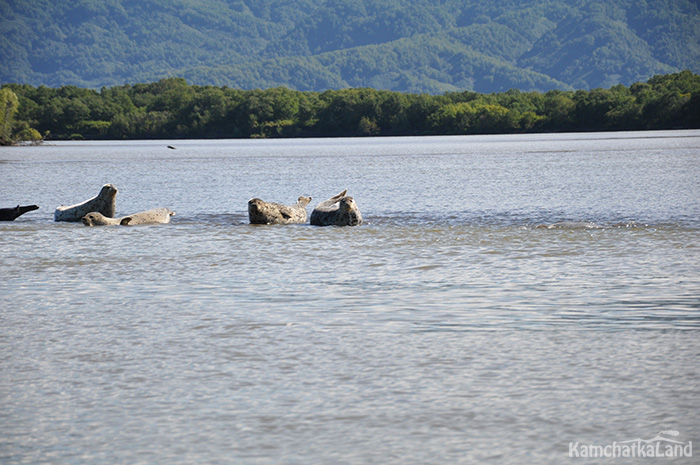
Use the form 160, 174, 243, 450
0, 204, 39, 221
167, 145, 176, 149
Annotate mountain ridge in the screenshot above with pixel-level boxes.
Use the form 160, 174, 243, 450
1, 0, 698, 93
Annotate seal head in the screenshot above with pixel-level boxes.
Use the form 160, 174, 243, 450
81, 212, 120, 226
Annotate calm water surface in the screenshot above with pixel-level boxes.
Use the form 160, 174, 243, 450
1, 131, 699, 464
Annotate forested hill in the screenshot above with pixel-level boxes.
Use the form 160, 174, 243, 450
1, 0, 699, 94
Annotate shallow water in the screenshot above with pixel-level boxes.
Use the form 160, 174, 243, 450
1, 131, 699, 464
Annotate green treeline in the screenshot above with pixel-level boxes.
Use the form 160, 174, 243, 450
2, 71, 699, 142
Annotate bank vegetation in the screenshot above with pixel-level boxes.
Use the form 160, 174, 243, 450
1, 71, 698, 144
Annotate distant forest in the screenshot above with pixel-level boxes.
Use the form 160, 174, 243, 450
1, 71, 699, 144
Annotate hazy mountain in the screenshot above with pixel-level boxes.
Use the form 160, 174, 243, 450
1, 0, 698, 93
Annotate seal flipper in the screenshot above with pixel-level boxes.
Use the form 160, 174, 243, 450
328, 189, 348, 205
120, 217, 133, 226
279, 207, 293, 220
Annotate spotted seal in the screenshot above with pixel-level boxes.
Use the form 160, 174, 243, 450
310, 189, 363, 226
0, 205, 39, 221
248, 196, 312, 224
54, 184, 118, 222
81, 208, 175, 226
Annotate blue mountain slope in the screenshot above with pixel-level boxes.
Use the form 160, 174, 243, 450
1, 0, 698, 92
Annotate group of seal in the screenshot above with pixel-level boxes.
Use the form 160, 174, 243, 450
248, 190, 362, 226
4, 184, 362, 227
52, 183, 174, 226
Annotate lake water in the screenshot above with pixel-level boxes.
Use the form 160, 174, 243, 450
1, 131, 699, 464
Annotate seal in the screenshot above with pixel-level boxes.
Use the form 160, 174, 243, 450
248, 196, 312, 224
0, 204, 39, 221
55, 184, 118, 222
81, 208, 175, 226
310, 189, 363, 226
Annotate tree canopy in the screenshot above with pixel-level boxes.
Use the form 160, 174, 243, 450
4, 71, 699, 142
